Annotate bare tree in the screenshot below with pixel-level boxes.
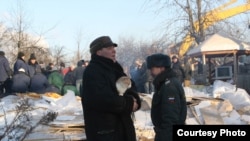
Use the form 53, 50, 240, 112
148, 0, 250, 57
50, 45, 67, 68
2, 0, 54, 65
70, 29, 85, 65
116, 36, 168, 75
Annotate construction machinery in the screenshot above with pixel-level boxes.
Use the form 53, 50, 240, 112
178, 0, 250, 58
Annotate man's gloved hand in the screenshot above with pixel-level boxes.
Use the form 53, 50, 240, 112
124, 88, 141, 111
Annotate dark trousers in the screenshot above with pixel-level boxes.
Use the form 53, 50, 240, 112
0, 79, 12, 94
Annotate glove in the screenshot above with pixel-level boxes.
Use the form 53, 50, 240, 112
124, 88, 141, 110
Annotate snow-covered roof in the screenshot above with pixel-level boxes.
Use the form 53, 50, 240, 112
187, 32, 250, 57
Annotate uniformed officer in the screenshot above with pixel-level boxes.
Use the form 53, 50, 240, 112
146, 53, 187, 141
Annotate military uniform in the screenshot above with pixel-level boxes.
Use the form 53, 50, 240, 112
146, 53, 187, 141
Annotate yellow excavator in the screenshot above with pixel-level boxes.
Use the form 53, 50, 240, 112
178, 0, 250, 58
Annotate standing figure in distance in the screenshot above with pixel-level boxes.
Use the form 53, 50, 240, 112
171, 55, 185, 84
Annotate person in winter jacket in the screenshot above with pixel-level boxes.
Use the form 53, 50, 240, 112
81, 36, 141, 141
146, 53, 187, 141
0, 50, 12, 94
11, 68, 30, 93
73, 59, 85, 93
62, 64, 79, 96
48, 68, 64, 94
13, 52, 29, 75
171, 55, 185, 84
29, 68, 50, 94
28, 53, 42, 78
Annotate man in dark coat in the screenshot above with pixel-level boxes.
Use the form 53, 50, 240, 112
73, 59, 85, 93
28, 53, 41, 78
13, 52, 29, 75
171, 55, 185, 84
146, 53, 187, 141
29, 68, 50, 94
0, 50, 12, 94
81, 36, 141, 141
11, 68, 30, 93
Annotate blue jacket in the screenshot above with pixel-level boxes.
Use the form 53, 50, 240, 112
13, 58, 29, 75
29, 72, 50, 94
28, 64, 41, 78
11, 71, 30, 93
0, 55, 12, 82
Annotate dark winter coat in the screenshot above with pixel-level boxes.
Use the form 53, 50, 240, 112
151, 69, 187, 141
13, 58, 29, 75
29, 72, 50, 94
28, 62, 41, 78
0, 55, 12, 82
131, 65, 146, 93
73, 60, 85, 81
11, 71, 30, 93
81, 54, 141, 141
172, 61, 185, 83
64, 71, 76, 85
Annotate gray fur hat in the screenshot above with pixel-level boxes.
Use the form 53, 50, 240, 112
89, 36, 117, 54
146, 53, 171, 69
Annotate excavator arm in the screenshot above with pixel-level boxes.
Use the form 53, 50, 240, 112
178, 0, 250, 58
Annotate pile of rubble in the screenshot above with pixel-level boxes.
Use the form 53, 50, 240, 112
185, 80, 250, 125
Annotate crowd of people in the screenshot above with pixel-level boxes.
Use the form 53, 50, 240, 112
0, 50, 88, 97
1, 35, 191, 141
129, 54, 193, 94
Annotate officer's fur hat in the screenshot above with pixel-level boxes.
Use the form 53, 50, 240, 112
146, 53, 171, 69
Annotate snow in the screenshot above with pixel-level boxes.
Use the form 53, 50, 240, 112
0, 80, 250, 140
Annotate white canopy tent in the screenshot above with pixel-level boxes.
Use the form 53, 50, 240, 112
187, 32, 250, 57
186, 32, 250, 85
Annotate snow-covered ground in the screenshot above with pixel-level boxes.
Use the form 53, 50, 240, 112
0, 80, 250, 140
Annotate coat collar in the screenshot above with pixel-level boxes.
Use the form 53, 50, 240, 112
153, 69, 176, 91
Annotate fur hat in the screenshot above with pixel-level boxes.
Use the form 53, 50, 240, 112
146, 53, 171, 69
90, 36, 117, 54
